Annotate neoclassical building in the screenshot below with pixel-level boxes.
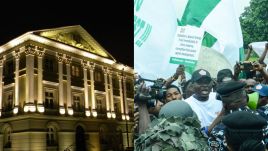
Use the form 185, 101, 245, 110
0, 25, 134, 151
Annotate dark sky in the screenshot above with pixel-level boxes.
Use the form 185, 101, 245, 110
0, 1, 133, 67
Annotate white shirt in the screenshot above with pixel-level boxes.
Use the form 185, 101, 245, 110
183, 92, 222, 128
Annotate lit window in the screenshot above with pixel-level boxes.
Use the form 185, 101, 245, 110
94, 71, 102, 82
72, 65, 80, 77
4, 127, 12, 148
97, 99, 102, 111
6, 92, 13, 111
45, 91, 54, 109
73, 95, 81, 111
46, 126, 57, 146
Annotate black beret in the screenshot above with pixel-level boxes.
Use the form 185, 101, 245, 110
191, 69, 211, 82
216, 81, 246, 97
223, 111, 267, 129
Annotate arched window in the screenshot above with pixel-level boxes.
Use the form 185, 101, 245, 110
46, 126, 57, 146
3, 127, 12, 148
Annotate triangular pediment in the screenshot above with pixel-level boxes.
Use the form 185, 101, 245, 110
32, 25, 116, 61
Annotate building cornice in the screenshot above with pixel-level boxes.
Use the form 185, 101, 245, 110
0, 27, 134, 74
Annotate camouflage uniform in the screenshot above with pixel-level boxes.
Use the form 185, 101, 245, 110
135, 101, 209, 151
134, 116, 209, 151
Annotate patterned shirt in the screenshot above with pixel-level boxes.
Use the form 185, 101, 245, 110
208, 107, 253, 151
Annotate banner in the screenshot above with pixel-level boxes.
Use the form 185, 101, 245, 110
169, 26, 204, 73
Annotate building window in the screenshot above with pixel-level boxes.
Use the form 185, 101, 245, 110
112, 78, 118, 89
114, 102, 120, 114
72, 65, 80, 77
45, 91, 54, 109
6, 61, 14, 76
73, 95, 81, 111
4, 127, 12, 148
44, 58, 54, 72
126, 82, 132, 91
6, 92, 13, 111
94, 71, 102, 82
46, 126, 57, 146
97, 99, 102, 112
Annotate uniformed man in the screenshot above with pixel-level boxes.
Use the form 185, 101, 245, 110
222, 111, 267, 151
208, 80, 252, 151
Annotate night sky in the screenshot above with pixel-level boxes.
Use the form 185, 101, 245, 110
0, 1, 133, 67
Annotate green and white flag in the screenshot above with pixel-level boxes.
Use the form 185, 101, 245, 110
177, 0, 244, 67
134, 0, 244, 79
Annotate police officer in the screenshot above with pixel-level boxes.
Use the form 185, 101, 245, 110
222, 111, 267, 151
208, 80, 252, 151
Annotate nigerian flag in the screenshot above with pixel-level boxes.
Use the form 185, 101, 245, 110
177, 0, 244, 66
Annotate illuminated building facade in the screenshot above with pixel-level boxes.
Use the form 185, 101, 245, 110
0, 25, 134, 151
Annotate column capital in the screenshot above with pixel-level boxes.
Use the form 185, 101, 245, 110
81, 60, 88, 69
65, 55, 72, 64
102, 66, 109, 74
36, 46, 45, 57
89, 62, 95, 70
24, 44, 36, 55
108, 69, 113, 75
117, 73, 123, 79
13, 49, 20, 60
56, 53, 64, 63
0, 55, 6, 67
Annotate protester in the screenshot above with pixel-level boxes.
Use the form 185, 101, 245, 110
182, 79, 195, 99
164, 84, 182, 103
134, 81, 183, 134
247, 84, 268, 110
217, 69, 234, 83
244, 78, 257, 93
164, 64, 186, 88
183, 69, 222, 128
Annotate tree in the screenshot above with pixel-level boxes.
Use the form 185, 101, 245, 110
240, 0, 268, 49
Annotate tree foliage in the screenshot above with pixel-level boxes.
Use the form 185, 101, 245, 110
240, 0, 268, 48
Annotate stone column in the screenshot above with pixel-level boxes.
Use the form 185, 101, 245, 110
24, 44, 36, 112
13, 50, 20, 114
65, 55, 73, 115
37, 47, 45, 113
0, 56, 5, 117
108, 71, 115, 118
103, 67, 110, 118
57, 53, 65, 115
123, 76, 129, 120
89, 62, 96, 117
117, 74, 125, 120
82, 60, 90, 117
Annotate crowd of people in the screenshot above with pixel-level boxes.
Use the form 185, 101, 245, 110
134, 43, 268, 151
